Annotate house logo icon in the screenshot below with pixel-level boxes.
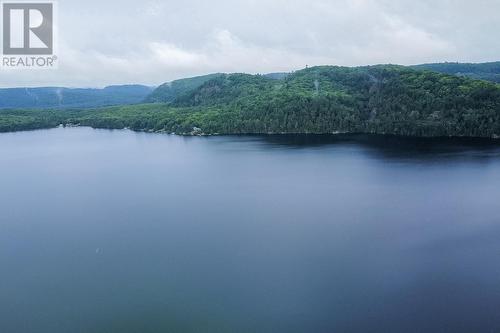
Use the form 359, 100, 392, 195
2, 2, 53, 55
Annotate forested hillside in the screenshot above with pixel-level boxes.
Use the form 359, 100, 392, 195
144, 74, 222, 103
1, 65, 500, 138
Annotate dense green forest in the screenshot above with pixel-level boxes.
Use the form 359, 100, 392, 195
1, 65, 500, 138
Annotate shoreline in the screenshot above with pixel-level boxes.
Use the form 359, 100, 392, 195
2, 124, 500, 142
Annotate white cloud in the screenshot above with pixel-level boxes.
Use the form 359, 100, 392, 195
150, 42, 207, 67
0, 0, 497, 88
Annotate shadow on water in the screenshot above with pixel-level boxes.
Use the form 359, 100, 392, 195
248, 134, 500, 162
11, 127, 500, 163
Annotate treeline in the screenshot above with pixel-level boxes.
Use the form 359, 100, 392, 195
1, 65, 500, 138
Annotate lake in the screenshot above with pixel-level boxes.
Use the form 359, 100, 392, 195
1, 127, 500, 333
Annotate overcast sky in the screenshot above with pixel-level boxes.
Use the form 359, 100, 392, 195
1, 0, 499, 88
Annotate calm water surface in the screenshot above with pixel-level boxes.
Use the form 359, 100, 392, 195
1, 127, 500, 333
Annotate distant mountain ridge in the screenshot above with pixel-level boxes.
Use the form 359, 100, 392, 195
412, 61, 500, 83
0, 85, 154, 109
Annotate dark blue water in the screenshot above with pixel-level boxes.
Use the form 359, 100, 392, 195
1, 127, 500, 333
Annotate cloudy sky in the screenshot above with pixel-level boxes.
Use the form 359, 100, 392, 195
1, 0, 499, 87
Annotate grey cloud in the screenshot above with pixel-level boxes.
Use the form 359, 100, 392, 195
1, 0, 498, 87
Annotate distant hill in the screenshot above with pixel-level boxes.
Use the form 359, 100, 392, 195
263, 63, 500, 84
412, 62, 500, 83
144, 74, 222, 103
145, 62, 500, 106
159, 65, 500, 137
0, 85, 154, 109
